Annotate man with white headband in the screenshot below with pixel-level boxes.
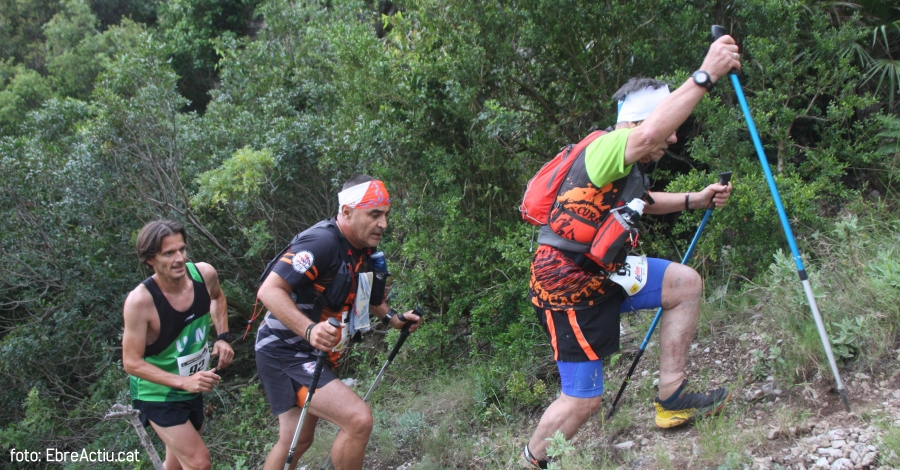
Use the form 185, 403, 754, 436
256, 175, 420, 470
522, 36, 739, 469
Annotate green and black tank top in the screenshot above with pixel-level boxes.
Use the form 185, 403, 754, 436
129, 262, 213, 402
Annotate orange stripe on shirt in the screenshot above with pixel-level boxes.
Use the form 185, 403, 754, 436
545, 309, 559, 361
567, 309, 599, 361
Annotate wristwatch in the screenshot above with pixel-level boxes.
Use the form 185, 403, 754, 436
691, 70, 714, 91
217, 332, 234, 343
381, 308, 396, 326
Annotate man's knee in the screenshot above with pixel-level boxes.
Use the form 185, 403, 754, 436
561, 394, 603, 419
180, 448, 210, 470
583, 395, 603, 417
664, 264, 702, 300
344, 403, 373, 438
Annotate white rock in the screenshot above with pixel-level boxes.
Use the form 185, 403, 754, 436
856, 372, 871, 380
828, 429, 845, 437
831, 439, 846, 448
817, 448, 841, 458
641, 370, 649, 377
815, 457, 829, 468
848, 450, 858, 463
640, 438, 649, 446
614, 440, 634, 450
341, 378, 358, 387
831, 458, 853, 470
652, 378, 659, 386
861, 452, 877, 466
766, 428, 781, 440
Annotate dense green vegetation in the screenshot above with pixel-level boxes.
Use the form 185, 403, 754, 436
0, 0, 898, 467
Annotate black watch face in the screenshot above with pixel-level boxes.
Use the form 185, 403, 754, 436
220, 332, 234, 342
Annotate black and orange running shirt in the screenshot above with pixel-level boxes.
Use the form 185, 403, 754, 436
531, 128, 636, 311
256, 219, 373, 361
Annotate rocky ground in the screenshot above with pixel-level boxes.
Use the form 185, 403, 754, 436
578, 326, 900, 470
310, 321, 900, 469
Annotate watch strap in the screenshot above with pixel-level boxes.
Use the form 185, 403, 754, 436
217, 332, 234, 343
382, 308, 397, 325
692, 70, 714, 91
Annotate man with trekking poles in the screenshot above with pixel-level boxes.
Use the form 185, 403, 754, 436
520, 35, 740, 468
254, 175, 421, 470
122, 220, 234, 470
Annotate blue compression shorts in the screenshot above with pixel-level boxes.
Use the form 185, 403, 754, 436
558, 359, 605, 398
619, 257, 672, 313
556, 257, 673, 398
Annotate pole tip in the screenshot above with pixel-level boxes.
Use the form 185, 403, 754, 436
838, 388, 851, 412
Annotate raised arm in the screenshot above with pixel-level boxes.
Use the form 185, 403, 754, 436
624, 36, 741, 165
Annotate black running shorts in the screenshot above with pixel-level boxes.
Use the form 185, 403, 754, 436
256, 351, 338, 416
133, 395, 204, 430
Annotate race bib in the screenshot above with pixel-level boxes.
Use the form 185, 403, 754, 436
349, 272, 373, 336
609, 255, 649, 296
177, 346, 210, 377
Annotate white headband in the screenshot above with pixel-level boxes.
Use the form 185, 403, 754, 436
616, 85, 670, 123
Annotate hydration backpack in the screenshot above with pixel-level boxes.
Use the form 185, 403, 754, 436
519, 130, 607, 225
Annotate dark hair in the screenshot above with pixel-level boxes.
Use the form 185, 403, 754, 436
136, 220, 187, 264
343, 174, 376, 190
612, 78, 670, 103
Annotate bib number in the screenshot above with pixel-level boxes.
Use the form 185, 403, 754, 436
609, 255, 649, 296
177, 346, 210, 377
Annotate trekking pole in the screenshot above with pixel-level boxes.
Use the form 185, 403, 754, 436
606, 172, 732, 420
711, 24, 850, 412
284, 317, 341, 470
320, 307, 424, 470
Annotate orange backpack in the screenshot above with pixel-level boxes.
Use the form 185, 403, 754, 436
519, 130, 607, 225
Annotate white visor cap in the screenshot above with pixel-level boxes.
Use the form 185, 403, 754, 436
616, 85, 671, 123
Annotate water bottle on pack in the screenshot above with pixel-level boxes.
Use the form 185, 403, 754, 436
589, 198, 646, 265
371, 251, 387, 273
619, 198, 646, 227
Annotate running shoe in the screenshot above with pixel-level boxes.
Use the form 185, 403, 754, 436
654, 379, 730, 428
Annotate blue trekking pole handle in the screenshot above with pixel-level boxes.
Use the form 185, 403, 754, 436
606, 171, 731, 419
711, 25, 849, 411
284, 317, 341, 470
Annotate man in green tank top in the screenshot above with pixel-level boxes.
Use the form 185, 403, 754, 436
122, 220, 234, 470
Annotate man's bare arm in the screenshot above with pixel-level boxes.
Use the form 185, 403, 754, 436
196, 262, 233, 369
258, 272, 339, 350
644, 182, 732, 215
624, 36, 741, 165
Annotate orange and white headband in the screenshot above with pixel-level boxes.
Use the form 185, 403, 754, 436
338, 180, 391, 210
